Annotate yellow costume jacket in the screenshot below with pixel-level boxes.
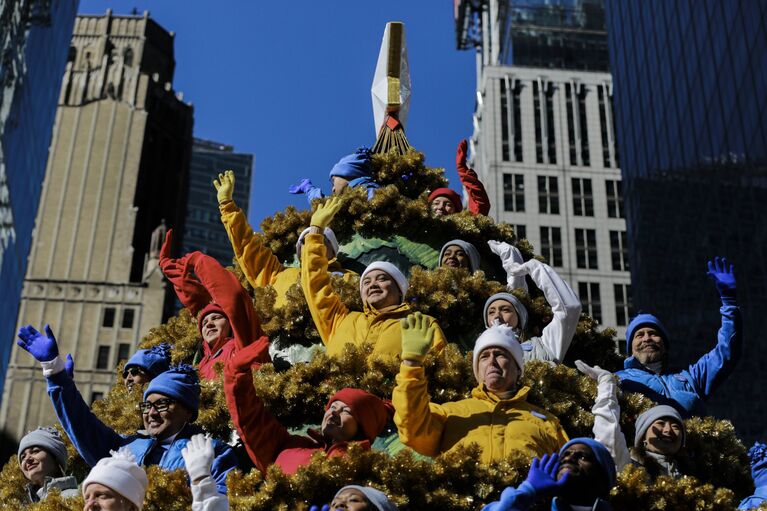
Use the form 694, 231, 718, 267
301, 233, 447, 358
393, 364, 568, 462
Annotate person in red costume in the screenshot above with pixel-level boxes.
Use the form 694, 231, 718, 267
428, 139, 490, 217
158, 229, 270, 380
224, 348, 393, 475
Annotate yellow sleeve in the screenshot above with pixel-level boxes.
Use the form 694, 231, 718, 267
300, 233, 350, 346
392, 363, 449, 457
428, 316, 448, 354
219, 201, 285, 288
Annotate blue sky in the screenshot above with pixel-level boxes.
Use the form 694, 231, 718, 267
79, 1, 477, 227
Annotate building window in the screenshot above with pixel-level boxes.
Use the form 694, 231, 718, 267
533, 81, 544, 163
90, 392, 104, 405
500, 78, 510, 162
513, 224, 527, 240
572, 178, 594, 216
565, 83, 577, 165
578, 87, 590, 166
545, 83, 557, 164
102, 307, 116, 328
575, 228, 598, 269
537, 176, 560, 214
503, 174, 525, 212
117, 343, 131, 364
614, 284, 633, 326
606, 180, 624, 218
123, 47, 133, 67
512, 82, 523, 162
540, 226, 563, 267
609, 93, 619, 168
610, 230, 629, 271
96, 346, 111, 370
121, 308, 135, 329
578, 282, 602, 323
597, 85, 611, 168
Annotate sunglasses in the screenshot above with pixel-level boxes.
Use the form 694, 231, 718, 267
123, 367, 147, 378
137, 398, 175, 414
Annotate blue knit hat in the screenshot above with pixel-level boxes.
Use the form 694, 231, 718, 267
144, 364, 200, 420
748, 442, 767, 487
123, 343, 172, 378
626, 314, 671, 354
329, 147, 373, 180
560, 437, 617, 491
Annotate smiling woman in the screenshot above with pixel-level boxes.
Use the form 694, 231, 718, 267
17, 427, 79, 504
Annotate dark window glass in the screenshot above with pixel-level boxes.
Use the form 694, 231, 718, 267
90, 392, 104, 405
610, 230, 629, 271
606, 180, 624, 218
514, 224, 527, 240
96, 346, 111, 370
614, 284, 633, 326
500, 78, 510, 161
566, 83, 577, 165
578, 87, 591, 166
117, 343, 131, 364
578, 282, 602, 323
575, 228, 598, 269
540, 226, 563, 267
512, 82, 523, 161
102, 307, 116, 328
533, 81, 543, 163
121, 308, 135, 329
546, 83, 557, 164
598, 85, 611, 167
503, 174, 525, 212
572, 178, 594, 216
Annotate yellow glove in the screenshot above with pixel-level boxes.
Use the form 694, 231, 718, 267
213, 170, 235, 205
400, 312, 436, 363
310, 196, 343, 229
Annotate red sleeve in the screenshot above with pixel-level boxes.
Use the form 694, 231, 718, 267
457, 164, 491, 216
223, 347, 289, 474
159, 254, 212, 316
187, 252, 266, 352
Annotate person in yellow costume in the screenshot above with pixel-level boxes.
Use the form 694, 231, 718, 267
214, 170, 352, 309
301, 196, 447, 358
393, 313, 568, 463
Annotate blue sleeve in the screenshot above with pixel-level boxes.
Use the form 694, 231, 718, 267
47, 371, 125, 466
210, 439, 239, 495
481, 482, 537, 511
686, 298, 742, 399
306, 186, 325, 203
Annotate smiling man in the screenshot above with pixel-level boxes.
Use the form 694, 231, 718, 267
16, 326, 237, 495
393, 315, 568, 462
616, 257, 742, 417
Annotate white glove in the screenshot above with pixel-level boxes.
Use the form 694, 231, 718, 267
488, 240, 528, 292
182, 434, 214, 484
575, 360, 614, 385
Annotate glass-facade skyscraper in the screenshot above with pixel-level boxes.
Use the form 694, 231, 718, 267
605, 0, 767, 440
0, 0, 79, 399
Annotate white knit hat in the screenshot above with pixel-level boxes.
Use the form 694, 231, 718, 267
472, 324, 525, 384
83, 449, 148, 510
296, 227, 339, 260
360, 261, 409, 300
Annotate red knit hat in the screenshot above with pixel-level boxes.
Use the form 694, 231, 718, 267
196, 302, 227, 335
326, 388, 394, 442
428, 188, 463, 212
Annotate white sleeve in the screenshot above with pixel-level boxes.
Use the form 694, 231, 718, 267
521, 259, 581, 363
191, 477, 229, 511
592, 376, 631, 472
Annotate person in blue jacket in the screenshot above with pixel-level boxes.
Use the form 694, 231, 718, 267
16, 324, 238, 495
739, 442, 767, 510
615, 257, 741, 418
481, 437, 616, 511
289, 147, 380, 202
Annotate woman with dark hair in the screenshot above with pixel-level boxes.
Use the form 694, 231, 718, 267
18, 427, 78, 503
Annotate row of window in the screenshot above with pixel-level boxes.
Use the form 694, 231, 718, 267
102, 307, 135, 329
579, 282, 633, 327
532, 226, 629, 271
504, 175, 624, 218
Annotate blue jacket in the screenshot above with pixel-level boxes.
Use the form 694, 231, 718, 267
46, 371, 237, 494
481, 482, 613, 511
616, 298, 741, 417
739, 486, 767, 510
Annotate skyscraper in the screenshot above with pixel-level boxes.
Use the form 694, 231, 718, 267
0, 11, 194, 440
0, 0, 79, 400
183, 138, 253, 266
605, 0, 767, 440
455, 0, 632, 341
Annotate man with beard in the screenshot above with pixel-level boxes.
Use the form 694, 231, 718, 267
481, 438, 616, 511
616, 257, 741, 417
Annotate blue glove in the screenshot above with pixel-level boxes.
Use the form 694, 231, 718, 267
17, 324, 59, 362
308, 505, 329, 511
65, 354, 74, 378
707, 256, 736, 299
524, 453, 570, 497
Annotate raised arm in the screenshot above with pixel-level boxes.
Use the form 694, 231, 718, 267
456, 139, 491, 216
688, 257, 742, 399
159, 229, 212, 315
488, 240, 529, 293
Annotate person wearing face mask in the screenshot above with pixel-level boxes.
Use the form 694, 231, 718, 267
121, 343, 172, 391
16, 323, 238, 495
484, 240, 581, 365
18, 427, 79, 503
438, 240, 481, 273
392, 314, 568, 461
81, 449, 147, 511
158, 229, 270, 380
616, 258, 741, 417
739, 442, 767, 510
300, 196, 446, 359
223, 345, 393, 476
428, 139, 490, 217
481, 438, 617, 511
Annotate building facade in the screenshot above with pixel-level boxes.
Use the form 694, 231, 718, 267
605, 0, 767, 440
0, 11, 193, 440
183, 138, 253, 266
0, 0, 79, 401
456, 0, 631, 342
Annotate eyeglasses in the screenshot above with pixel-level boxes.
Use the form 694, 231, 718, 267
123, 367, 146, 378
138, 398, 175, 414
